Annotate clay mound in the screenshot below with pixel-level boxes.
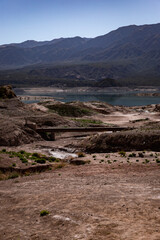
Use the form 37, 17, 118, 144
0, 119, 41, 146
27, 113, 72, 127
0, 85, 17, 99
41, 101, 93, 117
82, 130, 160, 153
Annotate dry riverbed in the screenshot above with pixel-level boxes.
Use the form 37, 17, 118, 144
0, 158, 160, 240
0, 134, 160, 240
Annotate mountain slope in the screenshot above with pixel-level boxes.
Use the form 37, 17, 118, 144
0, 23, 160, 86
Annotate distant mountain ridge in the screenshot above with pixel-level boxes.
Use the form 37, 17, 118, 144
0, 23, 160, 86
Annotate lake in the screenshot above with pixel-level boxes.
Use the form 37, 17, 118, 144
21, 92, 160, 106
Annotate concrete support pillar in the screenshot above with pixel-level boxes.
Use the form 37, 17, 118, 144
50, 132, 56, 141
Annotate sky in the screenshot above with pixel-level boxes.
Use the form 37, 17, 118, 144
0, 0, 160, 45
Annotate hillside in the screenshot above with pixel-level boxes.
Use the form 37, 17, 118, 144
0, 23, 160, 86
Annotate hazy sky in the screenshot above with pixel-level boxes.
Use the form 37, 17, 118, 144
1, 0, 160, 44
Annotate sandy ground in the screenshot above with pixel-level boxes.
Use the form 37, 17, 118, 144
0, 161, 160, 240
92, 111, 160, 127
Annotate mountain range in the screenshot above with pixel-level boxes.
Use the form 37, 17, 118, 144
0, 23, 160, 86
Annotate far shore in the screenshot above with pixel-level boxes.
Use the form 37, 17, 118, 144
14, 86, 160, 96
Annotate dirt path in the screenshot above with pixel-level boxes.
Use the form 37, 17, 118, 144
0, 163, 160, 240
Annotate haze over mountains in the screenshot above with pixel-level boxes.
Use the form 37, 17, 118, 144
0, 23, 160, 86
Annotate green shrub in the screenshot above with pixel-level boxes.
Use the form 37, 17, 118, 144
19, 150, 25, 154
156, 159, 160, 163
40, 210, 50, 217
138, 152, 144, 158
32, 152, 41, 158
119, 151, 126, 157
78, 152, 85, 158
73, 118, 102, 127
35, 159, 46, 164
2, 149, 6, 153
48, 156, 57, 162
128, 153, 136, 157
145, 159, 150, 163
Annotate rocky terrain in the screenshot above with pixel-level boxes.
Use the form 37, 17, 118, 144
0, 85, 160, 240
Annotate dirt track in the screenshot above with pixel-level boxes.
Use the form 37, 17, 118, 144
0, 163, 160, 240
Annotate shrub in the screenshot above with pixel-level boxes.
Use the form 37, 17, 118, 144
54, 163, 65, 169
32, 152, 41, 158
119, 151, 126, 157
145, 159, 150, 163
2, 149, 6, 153
78, 152, 85, 157
138, 152, 144, 158
128, 153, 136, 157
40, 210, 50, 217
8, 173, 19, 179
20, 156, 28, 163
48, 156, 57, 162
35, 159, 46, 164
19, 150, 25, 154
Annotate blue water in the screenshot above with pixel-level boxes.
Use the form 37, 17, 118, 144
22, 92, 160, 106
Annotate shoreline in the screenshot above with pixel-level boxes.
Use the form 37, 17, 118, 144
15, 86, 160, 95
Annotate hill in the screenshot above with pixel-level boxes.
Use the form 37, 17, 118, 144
0, 23, 160, 86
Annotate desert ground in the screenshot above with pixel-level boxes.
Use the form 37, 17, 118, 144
0, 86, 160, 240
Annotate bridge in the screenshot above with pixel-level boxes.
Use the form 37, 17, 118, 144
36, 126, 130, 141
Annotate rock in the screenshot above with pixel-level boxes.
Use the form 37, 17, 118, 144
0, 85, 17, 99
154, 104, 160, 112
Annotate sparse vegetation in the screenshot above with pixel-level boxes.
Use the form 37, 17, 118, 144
128, 153, 136, 157
40, 210, 50, 217
73, 118, 103, 127
145, 159, 150, 163
8, 173, 19, 179
119, 151, 126, 157
78, 152, 85, 158
54, 163, 65, 169
138, 152, 144, 158
46, 103, 93, 117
